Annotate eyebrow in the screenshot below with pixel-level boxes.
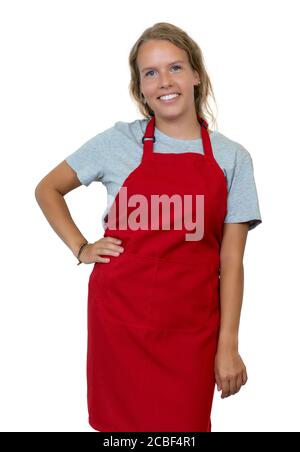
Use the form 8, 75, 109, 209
141, 60, 186, 73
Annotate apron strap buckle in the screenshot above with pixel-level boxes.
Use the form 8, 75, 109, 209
142, 136, 156, 144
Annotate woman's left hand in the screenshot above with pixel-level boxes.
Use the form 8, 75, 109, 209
214, 347, 248, 399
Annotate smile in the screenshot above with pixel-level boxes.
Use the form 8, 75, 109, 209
158, 93, 181, 103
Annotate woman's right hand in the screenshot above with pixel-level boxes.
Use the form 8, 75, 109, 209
79, 236, 124, 264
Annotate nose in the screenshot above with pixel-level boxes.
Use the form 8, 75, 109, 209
159, 71, 174, 88
160, 78, 173, 89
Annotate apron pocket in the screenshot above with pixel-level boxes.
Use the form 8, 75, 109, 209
149, 259, 213, 331
103, 252, 157, 327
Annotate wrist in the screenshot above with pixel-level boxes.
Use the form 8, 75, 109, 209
71, 239, 88, 258
217, 333, 239, 351
76, 240, 90, 266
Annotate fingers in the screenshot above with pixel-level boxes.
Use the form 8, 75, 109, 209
229, 377, 238, 396
105, 236, 123, 245
220, 371, 247, 398
96, 256, 111, 263
97, 243, 124, 257
96, 236, 124, 260
236, 374, 243, 393
80, 237, 125, 264
221, 379, 230, 399
215, 353, 248, 399
215, 375, 222, 392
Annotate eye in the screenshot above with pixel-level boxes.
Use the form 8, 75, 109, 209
145, 69, 155, 77
145, 64, 182, 77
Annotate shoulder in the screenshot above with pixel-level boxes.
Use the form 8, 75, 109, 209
113, 119, 147, 141
74, 119, 144, 150
101, 119, 148, 149
211, 130, 253, 166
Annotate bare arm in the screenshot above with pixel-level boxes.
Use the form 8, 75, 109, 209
214, 222, 249, 398
219, 222, 249, 347
34, 160, 87, 258
35, 161, 125, 263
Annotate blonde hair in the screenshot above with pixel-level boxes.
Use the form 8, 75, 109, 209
128, 22, 218, 130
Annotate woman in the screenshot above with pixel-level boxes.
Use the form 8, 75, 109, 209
35, 22, 262, 432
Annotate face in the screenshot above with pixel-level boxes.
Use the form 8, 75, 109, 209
137, 39, 200, 119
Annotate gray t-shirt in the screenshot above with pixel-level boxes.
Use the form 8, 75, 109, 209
65, 118, 262, 231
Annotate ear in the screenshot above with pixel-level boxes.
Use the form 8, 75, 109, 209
192, 70, 200, 85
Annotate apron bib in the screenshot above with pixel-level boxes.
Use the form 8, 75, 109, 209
87, 114, 227, 432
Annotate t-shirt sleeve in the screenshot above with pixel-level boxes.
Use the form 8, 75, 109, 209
224, 147, 262, 231
64, 128, 112, 187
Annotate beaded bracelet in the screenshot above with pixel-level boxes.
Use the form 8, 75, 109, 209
77, 241, 90, 265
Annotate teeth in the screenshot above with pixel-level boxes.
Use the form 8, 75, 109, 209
159, 93, 179, 100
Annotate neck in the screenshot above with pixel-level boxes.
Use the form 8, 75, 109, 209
154, 111, 206, 140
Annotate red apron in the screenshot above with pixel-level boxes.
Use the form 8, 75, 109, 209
87, 114, 227, 432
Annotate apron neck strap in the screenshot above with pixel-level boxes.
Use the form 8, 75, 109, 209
142, 114, 213, 160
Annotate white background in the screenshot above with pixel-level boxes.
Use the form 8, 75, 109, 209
1, 0, 299, 432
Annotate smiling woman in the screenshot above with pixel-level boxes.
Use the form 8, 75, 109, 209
35, 21, 262, 434
128, 23, 217, 140
137, 40, 207, 138
86, 22, 261, 433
